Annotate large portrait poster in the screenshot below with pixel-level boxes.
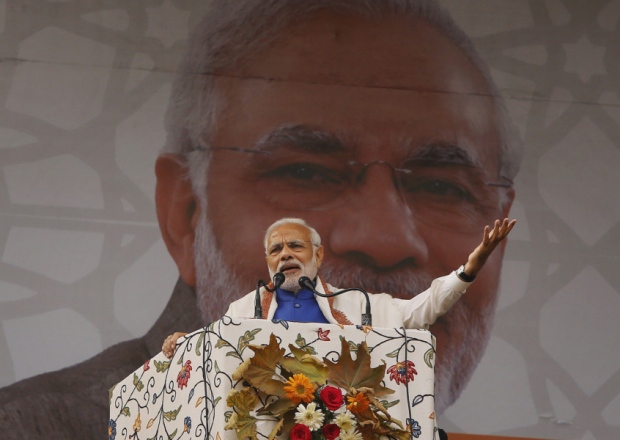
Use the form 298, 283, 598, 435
0, 1, 618, 439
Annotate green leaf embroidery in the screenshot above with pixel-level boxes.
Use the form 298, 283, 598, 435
238, 328, 262, 354
385, 349, 399, 358
154, 359, 171, 372
195, 331, 204, 356
215, 338, 229, 349
132, 373, 144, 391
163, 405, 182, 421
424, 348, 435, 368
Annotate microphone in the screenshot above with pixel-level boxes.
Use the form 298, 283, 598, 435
298, 276, 316, 293
298, 276, 372, 326
254, 272, 285, 319
272, 272, 285, 290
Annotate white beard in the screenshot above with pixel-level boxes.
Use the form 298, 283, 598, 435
192, 208, 495, 414
268, 254, 319, 292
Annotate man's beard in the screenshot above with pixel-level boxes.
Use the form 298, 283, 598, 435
269, 255, 319, 292
192, 212, 495, 414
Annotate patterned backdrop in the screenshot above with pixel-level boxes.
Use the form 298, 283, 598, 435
0, 1, 618, 439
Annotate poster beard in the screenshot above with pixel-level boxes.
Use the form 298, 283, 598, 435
192, 199, 496, 413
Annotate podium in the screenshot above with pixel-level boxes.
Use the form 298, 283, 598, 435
109, 318, 438, 439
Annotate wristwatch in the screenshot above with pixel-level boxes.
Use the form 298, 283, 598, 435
456, 264, 476, 282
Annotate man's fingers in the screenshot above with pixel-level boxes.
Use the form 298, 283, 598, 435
485, 220, 500, 243
162, 334, 177, 358
494, 218, 516, 241
498, 219, 516, 238
482, 225, 491, 244
161, 332, 188, 358
485, 218, 516, 244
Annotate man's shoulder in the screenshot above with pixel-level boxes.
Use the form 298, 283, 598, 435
229, 289, 256, 306
0, 336, 150, 438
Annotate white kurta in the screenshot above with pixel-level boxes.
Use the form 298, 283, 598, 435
224, 271, 471, 328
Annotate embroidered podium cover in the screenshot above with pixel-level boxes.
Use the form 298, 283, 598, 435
109, 318, 438, 440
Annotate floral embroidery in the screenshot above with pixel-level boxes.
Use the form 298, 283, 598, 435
317, 328, 330, 341
387, 360, 418, 385
108, 419, 116, 440
183, 416, 192, 433
407, 418, 422, 438
133, 413, 141, 432
110, 320, 435, 440
177, 360, 192, 389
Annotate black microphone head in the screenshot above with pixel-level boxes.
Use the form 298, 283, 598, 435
298, 276, 315, 291
273, 272, 285, 289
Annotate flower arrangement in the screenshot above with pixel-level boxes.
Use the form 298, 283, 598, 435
224, 333, 410, 440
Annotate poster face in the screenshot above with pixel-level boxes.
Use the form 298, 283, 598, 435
1, 1, 618, 439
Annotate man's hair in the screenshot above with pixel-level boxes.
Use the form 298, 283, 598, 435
264, 218, 322, 252
163, 0, 523, 186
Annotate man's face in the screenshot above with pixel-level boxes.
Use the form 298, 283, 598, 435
265, 223, 324, 291
199, 11, 513, 411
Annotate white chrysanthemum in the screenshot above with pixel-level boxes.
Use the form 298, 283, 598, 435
334, 411, 357, 432
294, 402, 325, 431
338, 428, 363, 440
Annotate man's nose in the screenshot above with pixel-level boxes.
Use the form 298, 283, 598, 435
327, 166, 429, 269
279, 245, 294, 260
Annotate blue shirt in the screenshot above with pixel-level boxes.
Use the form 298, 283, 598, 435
272, 287, 329, 323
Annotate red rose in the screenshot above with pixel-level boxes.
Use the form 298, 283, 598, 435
322, 424, 340, 440
319, 386, 344, 411
290, 424, 312, 440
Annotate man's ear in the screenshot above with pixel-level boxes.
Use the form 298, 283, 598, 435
155, 154, 200, 287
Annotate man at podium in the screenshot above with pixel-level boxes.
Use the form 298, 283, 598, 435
161, 216, 514, 440
163, 216, 515, 352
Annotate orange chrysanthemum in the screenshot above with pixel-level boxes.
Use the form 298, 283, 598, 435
346, 392, 370, 415
284, 374, 316, 404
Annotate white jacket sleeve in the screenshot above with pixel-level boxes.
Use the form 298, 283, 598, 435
397, 271, 471, 329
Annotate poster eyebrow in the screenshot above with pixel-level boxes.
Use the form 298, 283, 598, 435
406, 142, 483, 168
253, 124, 352, 155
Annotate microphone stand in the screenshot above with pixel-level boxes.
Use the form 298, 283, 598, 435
254, 273, 285, 319
298, 276, 372, 326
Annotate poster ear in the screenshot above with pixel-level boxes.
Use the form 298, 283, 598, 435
155, 154, 199, 287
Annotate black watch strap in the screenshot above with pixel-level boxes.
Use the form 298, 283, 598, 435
456, 264, 476, 282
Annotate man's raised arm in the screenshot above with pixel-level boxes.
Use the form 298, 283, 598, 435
461, 218, 516, 279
